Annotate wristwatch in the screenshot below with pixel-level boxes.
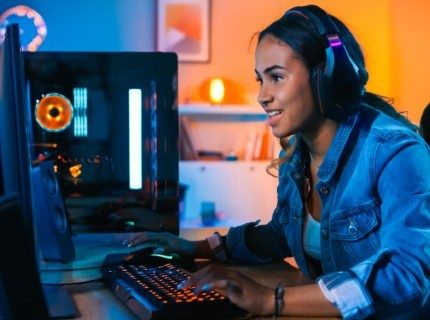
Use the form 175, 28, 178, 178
206, 232, 227, 262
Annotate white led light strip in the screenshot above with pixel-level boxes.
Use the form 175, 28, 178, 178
129, 89, 142, 190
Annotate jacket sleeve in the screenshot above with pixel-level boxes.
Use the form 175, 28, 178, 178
225, 212, 293, 263
224, 147, 297, 263
317, 133, 430, 319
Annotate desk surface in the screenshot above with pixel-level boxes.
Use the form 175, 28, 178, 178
41, 230, 335, 319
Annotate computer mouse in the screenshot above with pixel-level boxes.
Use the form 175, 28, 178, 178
122, 246, 196, 271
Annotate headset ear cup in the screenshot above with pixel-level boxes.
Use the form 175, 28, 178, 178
311, 63, 329, 115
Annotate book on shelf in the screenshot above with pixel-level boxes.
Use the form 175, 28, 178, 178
243, 126, 275, 161
265, 129, 274, 161
243, 129, 257, 161
196, 150, 224, 161
179, 116, 198, 160
253, 131, 264, 160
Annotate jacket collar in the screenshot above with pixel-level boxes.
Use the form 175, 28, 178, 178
318, 112, 360, 182
288, 111, 360, 182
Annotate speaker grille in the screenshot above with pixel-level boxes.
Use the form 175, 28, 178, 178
53, 205, 67, 233
43, 170, 57, 195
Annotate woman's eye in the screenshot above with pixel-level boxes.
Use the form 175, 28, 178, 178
255, 77, 262, 84
271, 74, 283, 82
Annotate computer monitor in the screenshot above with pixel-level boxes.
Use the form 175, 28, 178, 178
23, 50, 179, 234
0, 24, 76, 319
0, 194, 50, 319
0, 23, 34, 239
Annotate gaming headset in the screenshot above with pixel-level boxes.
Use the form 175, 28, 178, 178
284, 5, 363, 119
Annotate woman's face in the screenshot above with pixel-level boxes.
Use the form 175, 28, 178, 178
255, 34, 319, 138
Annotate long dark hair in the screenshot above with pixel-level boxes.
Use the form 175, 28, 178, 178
420, 103, 430, 144
259, 5, 416, 174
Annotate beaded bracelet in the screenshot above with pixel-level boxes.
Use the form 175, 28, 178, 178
274, 283, 285, 318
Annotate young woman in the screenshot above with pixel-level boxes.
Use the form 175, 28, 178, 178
126, 5, 430, 319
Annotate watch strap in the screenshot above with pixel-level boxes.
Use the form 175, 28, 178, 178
206, 232, 227, 262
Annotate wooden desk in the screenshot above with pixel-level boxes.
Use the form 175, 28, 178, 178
41, 231, 335, 319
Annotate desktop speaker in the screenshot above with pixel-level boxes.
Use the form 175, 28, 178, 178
31, 160, 75, 262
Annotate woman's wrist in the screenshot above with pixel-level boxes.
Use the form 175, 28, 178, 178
191, 239, 213, 259
261, 285, 278, 316
178, 239, 198, 258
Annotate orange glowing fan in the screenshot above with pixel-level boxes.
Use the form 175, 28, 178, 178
35, 93, 73, 132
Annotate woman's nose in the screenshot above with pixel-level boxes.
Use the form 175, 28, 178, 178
257, 85, 273, 108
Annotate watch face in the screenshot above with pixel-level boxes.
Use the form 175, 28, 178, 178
0, 5, 47, 51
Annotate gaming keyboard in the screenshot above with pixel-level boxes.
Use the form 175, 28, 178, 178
102, 258, 247, 319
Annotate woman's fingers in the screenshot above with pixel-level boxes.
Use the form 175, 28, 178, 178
194, 279, 231, 295
122, 232, 149, 247
122, 232, 195, 258
179, 265, 272, 315
181, 265, 240, 294
123, 231, 164, 247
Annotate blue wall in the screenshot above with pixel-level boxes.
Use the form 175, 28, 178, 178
1, 0, 155, 51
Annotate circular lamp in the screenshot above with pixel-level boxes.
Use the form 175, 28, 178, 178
0, 5, 47, 51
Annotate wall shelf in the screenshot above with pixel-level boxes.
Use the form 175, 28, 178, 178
178, 104, 266, 121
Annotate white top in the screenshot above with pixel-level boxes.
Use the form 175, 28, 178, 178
303, 211, 322, 260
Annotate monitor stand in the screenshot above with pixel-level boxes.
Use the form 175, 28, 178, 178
43, 284, 77, 318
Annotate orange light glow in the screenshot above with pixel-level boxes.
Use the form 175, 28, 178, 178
35, 93, 73, 132
209, 78, 225, 104
69, 164, 82, 178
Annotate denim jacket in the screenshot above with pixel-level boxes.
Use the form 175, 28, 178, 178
225, 106, 430, 319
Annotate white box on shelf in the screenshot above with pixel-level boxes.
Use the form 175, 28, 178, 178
179, 161, 278, 228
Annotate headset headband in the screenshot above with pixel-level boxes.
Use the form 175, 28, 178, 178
284, 5, 362, 117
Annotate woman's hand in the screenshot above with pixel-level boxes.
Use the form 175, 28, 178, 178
124, 231, 197, 258
180, 264, 274, 316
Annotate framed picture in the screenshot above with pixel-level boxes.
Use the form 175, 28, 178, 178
156, 0, 210, 62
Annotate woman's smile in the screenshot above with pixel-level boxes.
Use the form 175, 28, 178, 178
265, 108, 284, 127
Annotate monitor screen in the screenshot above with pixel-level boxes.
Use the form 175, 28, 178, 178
23, 51, 179, 234
0, 24, 51, 319
0, 23, 34, 239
